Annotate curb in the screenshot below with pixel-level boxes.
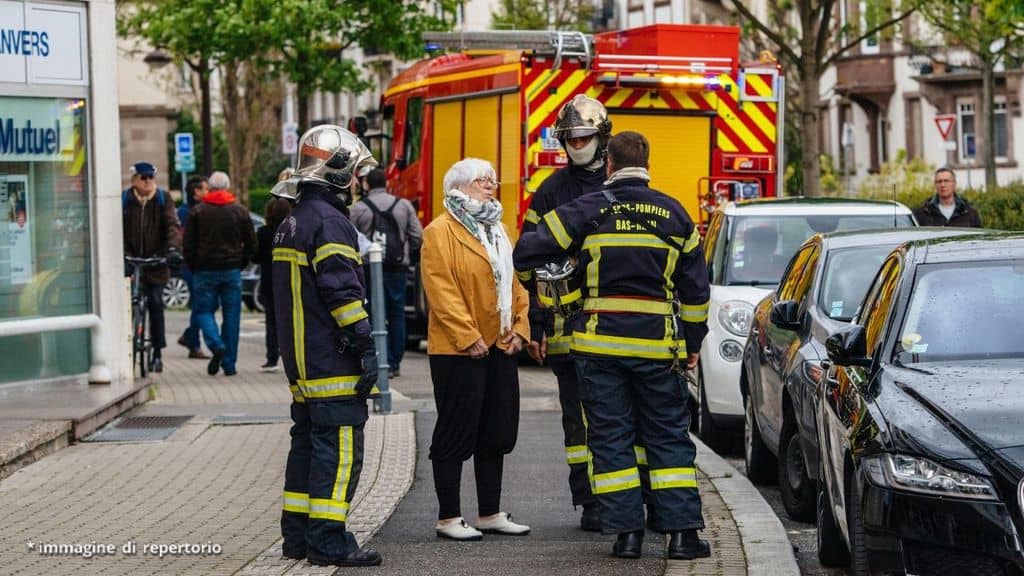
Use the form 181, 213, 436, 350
693, 437, 800, 575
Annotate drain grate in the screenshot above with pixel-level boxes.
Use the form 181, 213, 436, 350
84, 416, 193, 442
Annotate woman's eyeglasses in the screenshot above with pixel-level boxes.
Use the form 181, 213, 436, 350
473, 177, 499, 188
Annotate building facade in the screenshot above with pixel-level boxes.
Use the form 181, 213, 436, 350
0, 0, 128, 386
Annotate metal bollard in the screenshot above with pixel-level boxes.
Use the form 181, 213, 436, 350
367, 242, 391, 413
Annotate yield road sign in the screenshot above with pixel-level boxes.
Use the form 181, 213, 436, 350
175, 133, 194, 156
934, 115, 955, 140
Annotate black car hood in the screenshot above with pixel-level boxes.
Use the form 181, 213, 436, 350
892, 359, 1024, 461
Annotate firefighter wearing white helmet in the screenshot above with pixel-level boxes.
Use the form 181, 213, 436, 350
517, 94, 613, 532
273, 124, 382, 567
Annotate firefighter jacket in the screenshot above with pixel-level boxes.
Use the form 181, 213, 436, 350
520, 165, 606, 360
513, 177, 710, 361
272, 186, 378, 402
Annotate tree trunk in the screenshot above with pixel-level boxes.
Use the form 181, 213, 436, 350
220, 61, 280, 207
199, 58, 213, 176
982, 60, 997, 189
297, 90, 310, 134
799, 57, 822, 197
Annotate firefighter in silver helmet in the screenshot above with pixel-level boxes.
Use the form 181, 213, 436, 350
273, 124, 382, 567
518, 94, 612, 531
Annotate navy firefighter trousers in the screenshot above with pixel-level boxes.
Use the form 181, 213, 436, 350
575, 355, 703, 535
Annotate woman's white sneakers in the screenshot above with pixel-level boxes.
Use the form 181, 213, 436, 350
476, 512, 531, 535
435, 517, 483, 541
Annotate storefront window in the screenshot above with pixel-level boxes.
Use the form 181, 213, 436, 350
0, 96, 92, 383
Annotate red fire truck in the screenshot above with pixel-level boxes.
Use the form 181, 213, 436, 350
374, 24, 785, 337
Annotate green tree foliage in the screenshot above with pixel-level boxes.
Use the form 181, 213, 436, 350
491, 0, 597, 31
728, 0, 913, 197
911, 0, 1024, 189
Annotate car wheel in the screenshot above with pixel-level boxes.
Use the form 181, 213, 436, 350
163, 276, 190, 309
697, 366, 733, 453
778, 418, 815, 521
744, 394, 776, 484
817, 482, 849, 566
846, 468, 870, 576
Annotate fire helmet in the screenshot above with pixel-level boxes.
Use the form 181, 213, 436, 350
552, 94, 611, 166
273, 124, 376, 201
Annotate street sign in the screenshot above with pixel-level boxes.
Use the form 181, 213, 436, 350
282, 122, 299, 155
175, 133, 194, 157
942, 141, 957, 151
174, 154, 195, 173
934, 115, 955, 140
965, 134, 976, 158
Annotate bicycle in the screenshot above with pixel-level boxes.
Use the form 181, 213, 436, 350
125, 256, 166, 378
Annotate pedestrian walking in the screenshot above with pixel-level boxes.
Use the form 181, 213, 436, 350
913, 167, 983, 227
256, 196, 291, 372
514, 131, 712, 560
176, 174, 211, 359
271, 124, 382, 567
520, 94, 610, 531
182, 170, 255, 376
122, 160, 183, 374
349, 167, 423, 377
421, 158, 531, 541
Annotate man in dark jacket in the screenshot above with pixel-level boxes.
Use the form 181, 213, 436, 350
183, 170, 256, 376
122, 161, 183, 373
176, 175, 210, 359
913, 168, 982, 227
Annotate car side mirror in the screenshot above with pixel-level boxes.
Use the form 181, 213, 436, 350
770, 300, 801, 331
825, 325, 872, 367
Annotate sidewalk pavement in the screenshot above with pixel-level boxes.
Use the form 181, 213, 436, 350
0, 310, 798, 575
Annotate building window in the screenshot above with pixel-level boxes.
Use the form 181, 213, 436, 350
0, 97, 93, 383
994, 98, 1008, 161
404, 97, 424, 165
957, 100, 976, 163
859, 1, 880, 54
838, 103, 854, 173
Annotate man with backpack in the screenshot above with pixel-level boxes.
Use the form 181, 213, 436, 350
122, 161, 183, 373
349, 167, 422, 377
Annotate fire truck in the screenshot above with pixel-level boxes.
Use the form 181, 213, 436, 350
374, 24, 785, 338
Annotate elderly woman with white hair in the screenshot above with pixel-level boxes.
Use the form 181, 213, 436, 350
420, 157, 531, 541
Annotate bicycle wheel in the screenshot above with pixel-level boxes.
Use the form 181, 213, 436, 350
135, 303, 148, 378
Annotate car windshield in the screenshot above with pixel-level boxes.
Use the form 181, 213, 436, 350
897, 260, 1024, 363
818, 246, 893, 321
725, 213, 914, 286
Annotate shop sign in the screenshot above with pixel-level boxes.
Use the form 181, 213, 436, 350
0, 1, 88, 86
0, 97, 75, 162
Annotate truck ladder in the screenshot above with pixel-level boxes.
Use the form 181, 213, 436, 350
422, 30, 593, 70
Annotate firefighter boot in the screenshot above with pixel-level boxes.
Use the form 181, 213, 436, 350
667, 530, 711, 560
612, 530, 644, 559
580, 503, 601, 532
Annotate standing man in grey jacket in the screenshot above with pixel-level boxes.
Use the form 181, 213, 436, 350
349, 167, 423, 377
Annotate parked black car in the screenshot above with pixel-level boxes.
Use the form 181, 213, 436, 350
163, 212, 265, 311
816, 233, 1024, 575
741, 228, 982, 522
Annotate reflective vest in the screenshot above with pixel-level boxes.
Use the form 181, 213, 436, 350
513, 178, 710, 361
272, 189, 378, 402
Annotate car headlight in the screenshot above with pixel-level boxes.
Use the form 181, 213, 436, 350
863, 453, 997, 500
718, 300, 754, 337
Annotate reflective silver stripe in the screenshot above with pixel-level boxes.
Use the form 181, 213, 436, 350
566, 445, 589, 465
679, 302, 710, 322
282, 491, 309, 514
309, 498, 349, 521
592, 467, 641, 494
649, 467, 698, 489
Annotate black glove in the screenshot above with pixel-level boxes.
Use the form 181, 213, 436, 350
356, 349, 379, 400
166, 249, 183, 271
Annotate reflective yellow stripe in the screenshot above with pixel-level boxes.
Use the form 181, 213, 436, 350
566, 445, 589, 465
584, 297, 673, 315
650, 467, 698, 489
663, 236, 681, 301
562, 288, 582, 304
525, 208, 540, 224
297, 375, 380, 399
543, 211, 573, 250
273, 247, 309, 266
682, 228, 701, 253
634, 445, 648, 466
333, 427, 354, 501
572, 331, 685, 360
331, 301, 368, 328
538, 292, 554, 307
283, 490, 309, 514
517, 269, 534, 282
313, 242, 362, 268
289, 384, 305, 403
309, 498, 350, 522
291, 262, 306, 381
680, 302, 710, 323
548, 336, 571, 356
582, 233, 676, 251
592, 466, 642, 494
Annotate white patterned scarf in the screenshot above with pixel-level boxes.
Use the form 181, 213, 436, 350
444, 189, 514, 332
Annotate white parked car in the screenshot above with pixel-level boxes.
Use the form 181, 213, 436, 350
693, 198, 915, 452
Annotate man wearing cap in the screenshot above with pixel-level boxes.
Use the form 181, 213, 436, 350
183, 170, 256, 376
122, 161, 183, 373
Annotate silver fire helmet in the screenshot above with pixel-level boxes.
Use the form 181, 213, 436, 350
292, 124, 377, 194
535, 257, 582, 319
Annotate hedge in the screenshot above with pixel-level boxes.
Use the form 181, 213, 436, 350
249, 186, 271, 218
